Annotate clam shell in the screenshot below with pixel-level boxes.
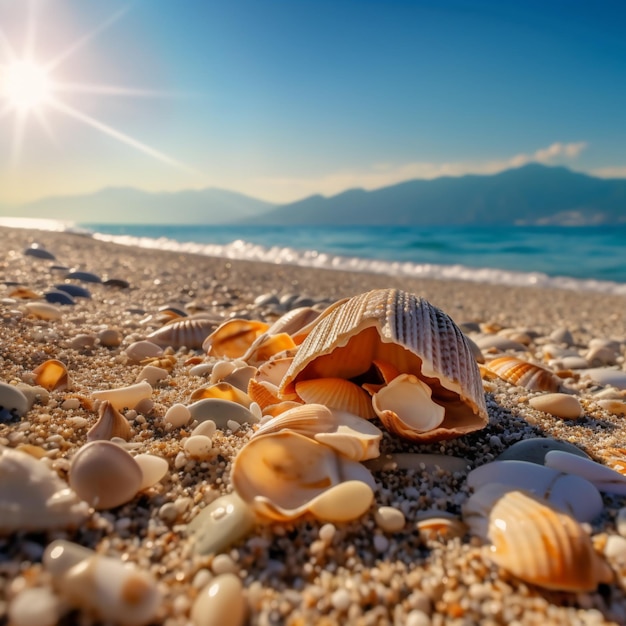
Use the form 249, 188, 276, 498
295, 377, 375, 419
485, 356, 562, 392
528, 393, 583, 419
485, 490, 613, 592
266, 306, 321, 341
87, 401, 132, 442
279, 289, 487, 441
202, 319, 269, 358
231, 430, 375, 521
254, 403, 337, 439
243, 332, 297, 366
147, 316, 219, 349
190, 382, 252, 407
32, 359, 69, 391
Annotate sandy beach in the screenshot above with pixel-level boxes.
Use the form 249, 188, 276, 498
2, 225, 626, 626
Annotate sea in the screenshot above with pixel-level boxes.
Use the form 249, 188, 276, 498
2, 219, 626, 296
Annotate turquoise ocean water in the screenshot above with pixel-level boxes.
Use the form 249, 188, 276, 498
3, 220, 625, 295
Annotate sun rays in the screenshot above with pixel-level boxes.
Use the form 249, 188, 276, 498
0, 2, 195, 173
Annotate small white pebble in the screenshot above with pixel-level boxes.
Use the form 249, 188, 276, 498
604, 535, 626, 561
174, 451, 187, 469
61, 398, 80, 410
8, 586, 60, 626
374, 506, 406, 533
211, 553, 239, 575
192, 420, 217, 438
406, 609, 432, 626
184, 435, 213, 460
226, 419, 241, 433
319, 523, 336, 543
192, 568, 212, 590
164, 403, 191, 428
330, 588, 352, 612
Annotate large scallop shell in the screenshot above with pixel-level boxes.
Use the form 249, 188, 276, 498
231, 430, 375, 521
484, 490, 612, 592
147, 316, 219, 349
485, 356, 562, 392
279, 289, 487, 442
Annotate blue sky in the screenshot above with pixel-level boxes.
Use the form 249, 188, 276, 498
1, 0, 625, 206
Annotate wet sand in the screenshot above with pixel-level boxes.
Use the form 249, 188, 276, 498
1, 226, 626, 625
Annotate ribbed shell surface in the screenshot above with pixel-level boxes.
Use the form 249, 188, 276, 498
280, 289, 487, 426
147, 318, 218, 349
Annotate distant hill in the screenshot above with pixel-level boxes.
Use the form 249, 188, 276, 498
7, 187, 274, 224
249, 164, 626, 226
4, 164, 625, 226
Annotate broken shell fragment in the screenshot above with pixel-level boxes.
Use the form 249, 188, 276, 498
92, 380, 152, 411
232, 430, 375, 521
136, 365, 169, 386
125, 341, 164, 364
190, 382, 252, 407
134, 454, 169, 491
202, 319, 269, 358
243, 332, 297, 366
485, 490, 613, 592
32, 359, 69, 391
485, 356, 562, 392
87, 401, 132, 442
372, 374, 445, 441
279, 289, 487, 442
69, 441, 143, 509
0, 447, 88, 533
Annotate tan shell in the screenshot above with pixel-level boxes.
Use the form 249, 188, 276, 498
202, 319, 269, 358
147, 316, 218, 349
279, 289, 487, 441
33, 359, 69, 391
87, 401, 132, 442
189, 382, 252, 407
231, 430, 375, 521
486, 490, 613, 592
266, 306, 322, 342
295, 378, 375, 419
485, 356, 562, 392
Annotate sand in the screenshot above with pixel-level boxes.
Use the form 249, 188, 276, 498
1, 225, 626, 626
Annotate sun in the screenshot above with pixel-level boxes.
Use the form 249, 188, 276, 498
1, 59, 52, 112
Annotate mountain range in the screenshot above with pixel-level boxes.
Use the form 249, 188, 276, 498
3, 164, 625, 226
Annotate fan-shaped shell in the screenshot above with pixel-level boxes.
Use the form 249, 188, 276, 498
202, 319, 269, 357
485, 356, 562, 392
231, 430, 375, 521
279, 289, 487, 441
295, 378, 375, 419
147, 317, 219, 349
485, 490, 613, 592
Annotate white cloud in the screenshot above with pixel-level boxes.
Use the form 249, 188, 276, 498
252, 141, 589, 202
590, 165, 626, 179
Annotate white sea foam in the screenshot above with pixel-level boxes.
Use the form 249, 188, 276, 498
91, 232, 626, 296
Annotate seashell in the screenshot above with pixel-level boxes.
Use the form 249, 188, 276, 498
69, 440, 143, 509
187, 398, 258, 429
104, 277, 130, 288
164, 403, 191, 428
495, 437, 590, 465
528, 393, 583, 419
70, 333, 97, 350
55, 283, 91, 298
548, 355, 589, 370
254, 403, 382, 461
0, 381, 30, 420
0, 447, 89, 533
8, 586, 61, 626
43, 539, 95, 577
262, 401, 303, 417
483, 490, 613, 592
467, 460, 603, 523
87, 401, 132, 442
254, 356, 294, 387
550, 327, 575, 346
98, 328, 122, 347
374, 506, 406, 532
187, 492, 256, 556
221, 365, 257, 392
580, 368, 626, 390
65, 270, 102, 283
364, 452, 469, 474
92, 380, 152, 411
209, 360, 238, 383
24, 243, 56, 260
541, 343, 580, 360
472, 334, 527, 353
136, 365, 169, 386
485, 356, 562, 392
32, 359, 70, 391
247, 379, 283, 409
52, 550, 161, 626
266, 306, 321, 340
202, 319, 269, 357
140, 355, 177, 372
24, 301, 62, 320
190, 382, 252, 407
464, 334, 485, 364
134, 454, 169, 490
9, 286, 41, 299
544, 450, 626, 495
231, 430, 375, 521
295, 377, 375, 419
597, 398, 626, 416
243, 332, 296, 366
416, 515, 467, 541
147, 316, 219, 349
191, 573, 247, 626
372, 373, 445, 441
125, 341, 164, 363
279, 289, 487, 442
585, 346, 618, 367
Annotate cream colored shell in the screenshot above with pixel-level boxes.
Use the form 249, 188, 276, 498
279, 288, 488, 441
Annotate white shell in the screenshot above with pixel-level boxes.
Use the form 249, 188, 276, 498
24, 301, 62, 320
581, 368, 626, 390
148, 316, 218, 349
0, 381, 29, 418
164, 403, 191, 428
124, 341, 164, 364
0, 447, 88, 533
92, 381, 152, 411
544, 450, 626, 495
528, 393, 583, 419
279, 289, 487, 442
134, 454, 169, 490
467, 460, 603, 523
69, 441, 143, 510
136, 365, 169, 386
191, 573, 246, 626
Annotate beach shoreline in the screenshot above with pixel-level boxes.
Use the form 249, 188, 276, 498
2, 225, 626, 625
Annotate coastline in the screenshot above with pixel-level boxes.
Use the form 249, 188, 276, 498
2, 225, 626, 625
